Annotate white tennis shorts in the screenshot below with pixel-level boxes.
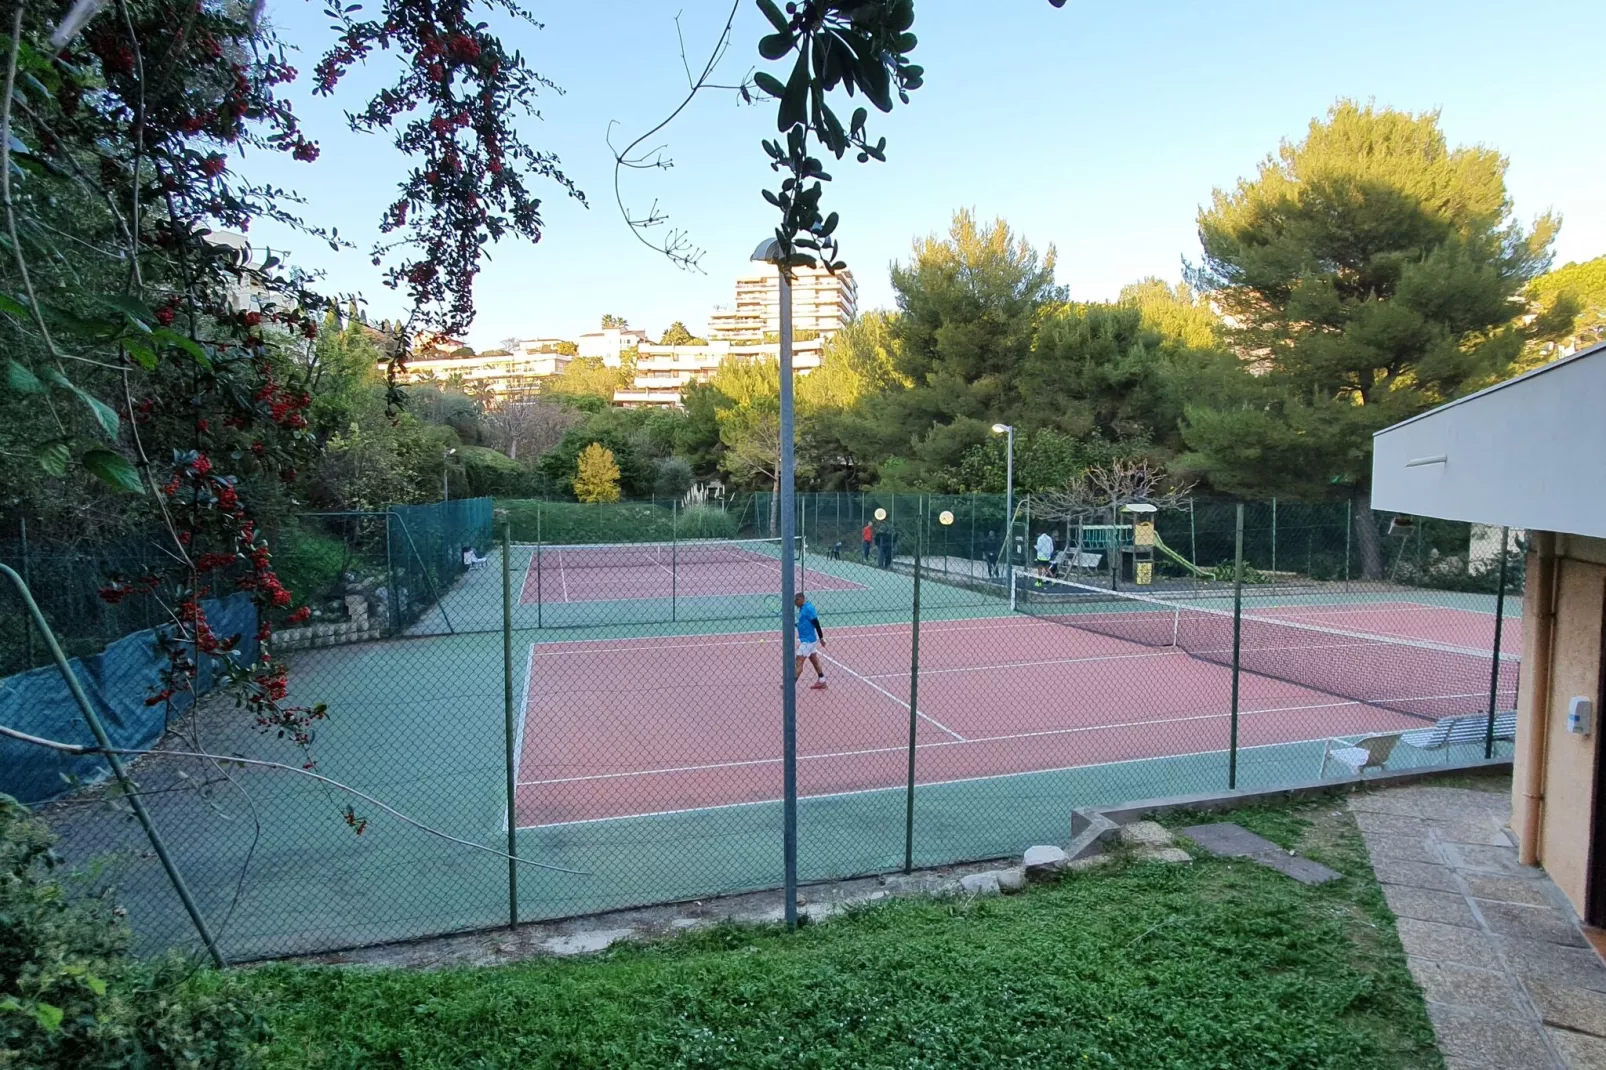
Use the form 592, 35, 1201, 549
797, 640, 819, 657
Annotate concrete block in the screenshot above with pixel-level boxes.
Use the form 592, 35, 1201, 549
1023, 845, 1068, 881
959, 872, 1001, 897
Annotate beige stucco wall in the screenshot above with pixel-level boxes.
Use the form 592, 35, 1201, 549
1511, 534, 1606, 918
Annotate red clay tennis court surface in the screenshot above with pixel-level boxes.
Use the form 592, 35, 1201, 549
512, 600, 1515, 829
518, 545, 864, 605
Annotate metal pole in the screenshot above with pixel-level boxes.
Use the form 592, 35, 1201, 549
903, 497, 923, 873
1485, 526, 1510, 760
1229, 504, 1245, 790
385, 510, 400, 633
1270, 497, 1278, 590
1189, 499, 1197, 589
501, 514, 519, 927
671, 500, 678, 624
776, 261, 799, 930
535, 502, 543, 630
0, 563, 226, 967
1004, 430, 1014, 611
1344, 499, 1353, 593
19, 517, 33, 668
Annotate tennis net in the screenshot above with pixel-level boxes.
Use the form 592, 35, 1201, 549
1019, 576, 1519, 722
534, 536, 803, 570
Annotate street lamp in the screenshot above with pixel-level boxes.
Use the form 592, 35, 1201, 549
753, 237, 799, 931
443, 447, 457, 504
991, 423, 1015, 610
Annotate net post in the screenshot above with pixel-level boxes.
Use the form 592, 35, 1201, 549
1485, 526, 1510, 760
501, 512, 520, 927
1229, 503, 1245, 790
904, 497, 924, 873
671, 500, 678, 624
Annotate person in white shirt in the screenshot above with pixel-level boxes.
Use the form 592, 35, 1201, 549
1034, 531, 1054, 586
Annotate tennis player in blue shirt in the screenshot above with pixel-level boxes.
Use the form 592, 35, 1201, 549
793, 592, 828, 689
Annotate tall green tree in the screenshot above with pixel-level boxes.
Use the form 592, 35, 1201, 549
1521, 255, 1606, 370
1181, 101, 1560, 576
658, 321, 707, 346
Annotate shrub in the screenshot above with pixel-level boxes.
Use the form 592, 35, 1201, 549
652, 457, 695, 500
0, 796, 269, 1068
270, 522, 348, 610
460, 445, 538, 498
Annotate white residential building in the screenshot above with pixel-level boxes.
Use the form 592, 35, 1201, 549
612, 337, 828, 409
577, 327, 650, 365
394, 350, 574, 400
706, 263, 857, 343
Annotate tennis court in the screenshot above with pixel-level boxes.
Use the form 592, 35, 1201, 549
513, 589, 1519, 830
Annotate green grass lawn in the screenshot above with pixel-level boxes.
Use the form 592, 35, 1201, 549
249, 797, 1440, 1069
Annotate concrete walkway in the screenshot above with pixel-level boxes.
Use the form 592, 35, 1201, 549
1350, 783, 1606, 1069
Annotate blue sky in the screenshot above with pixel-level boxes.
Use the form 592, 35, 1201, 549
245, 0, 1606, 349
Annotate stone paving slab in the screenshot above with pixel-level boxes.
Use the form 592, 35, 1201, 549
1178, 822, 1341, 885
1350, 782, 1606, 1069
1385, 886, 1479, 928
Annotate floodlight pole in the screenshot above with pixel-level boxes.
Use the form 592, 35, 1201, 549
757, 239, 799, 930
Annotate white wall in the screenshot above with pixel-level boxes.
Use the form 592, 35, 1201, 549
1372, 344, 1606, 539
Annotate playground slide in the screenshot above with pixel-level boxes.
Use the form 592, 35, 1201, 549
1151, 531, 1212, 578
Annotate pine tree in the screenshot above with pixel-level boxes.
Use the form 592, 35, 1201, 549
1180, 101, 1558, 576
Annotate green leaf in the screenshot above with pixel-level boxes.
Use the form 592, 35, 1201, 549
84, 974, 107, 997
779, 48, 810, 131
152, 328, 211, 368
100, 294, 154, 321
37, 441, 70, 477
83, 449, 144, 494
755, 0, 788, 33
6, 359, 44, 394
71, 385, 120, 438
32, 1002, 63, 1032
123, 336, 158, 370
758, 32, 793, 61
752, 71, 785, 99
0, 292, 28, 319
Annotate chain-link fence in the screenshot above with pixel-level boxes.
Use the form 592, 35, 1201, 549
2, 495, 1520, 962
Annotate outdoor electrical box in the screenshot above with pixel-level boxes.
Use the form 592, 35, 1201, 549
1122, 503, 1158, 586
1569, 697, 1594, 736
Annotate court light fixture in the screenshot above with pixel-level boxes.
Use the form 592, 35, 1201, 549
991, 423, 1011, 434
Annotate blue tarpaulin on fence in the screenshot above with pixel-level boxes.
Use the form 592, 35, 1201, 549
0, 593, 258, 805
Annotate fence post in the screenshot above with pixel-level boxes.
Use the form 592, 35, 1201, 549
1229, 504, 1245, 790
671, 500, 678, 624
1343, 499, 1353, 593
501, 514, 520, 927
385, 510, 401, 633
903, 498, 924, 873
19, 517, 34, 668
1485, 526, 1511, 760
0, 564, 227, 967
535, 501, 543, 630
1270, 497, 1277, 588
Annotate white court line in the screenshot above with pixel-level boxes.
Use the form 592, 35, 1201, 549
512, 723, 1394, 830
516, 694, 1374, 789
819, 651, 967, 741
558, 553, 569, 603
502, 641, 537, 833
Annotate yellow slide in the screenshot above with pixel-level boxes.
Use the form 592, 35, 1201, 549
1151, 531, 1211, 578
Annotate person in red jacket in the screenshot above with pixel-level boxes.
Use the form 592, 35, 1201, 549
861, 521, 874, 563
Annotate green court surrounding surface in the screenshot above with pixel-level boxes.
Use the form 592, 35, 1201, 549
42, 549, 1517, 962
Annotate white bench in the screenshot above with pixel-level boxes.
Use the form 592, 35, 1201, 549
1320, 711, 1516, 778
